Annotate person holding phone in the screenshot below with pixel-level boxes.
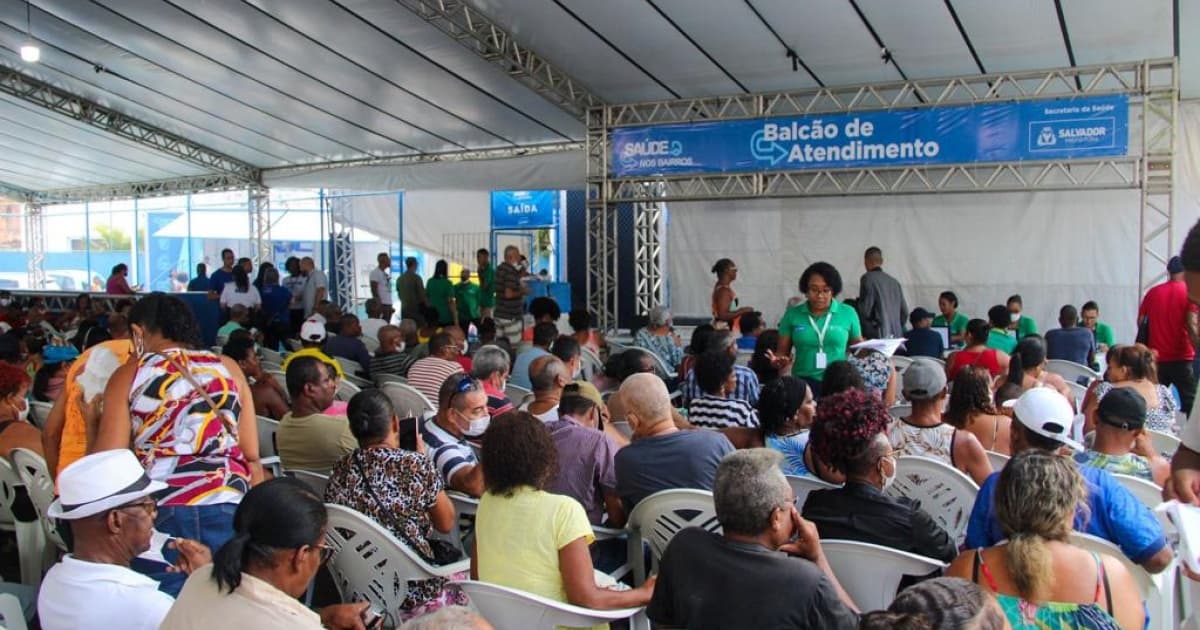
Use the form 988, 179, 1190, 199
326, 390, 465, 620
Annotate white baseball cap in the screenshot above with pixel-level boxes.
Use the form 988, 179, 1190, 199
1003, 387, 1083, 451
48, 450, 166, 520
300, 318, 326, 342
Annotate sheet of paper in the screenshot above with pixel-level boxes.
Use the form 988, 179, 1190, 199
1157, 500, 1200, 574
849, 338, 906, 357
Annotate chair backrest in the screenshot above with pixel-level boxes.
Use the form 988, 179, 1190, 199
453, 580, 642, 630
0, 458, 22, 532
380, 382, 435, 417
284, 469, 330, 497
1045, 359, 1101, 385
891, 355, 913, 375
9, 448, 67, 552
1112, 473, 1163, 511
324, 504, 469, 618
284, 339, 302, 352
610, 421, 633, 440
580, 347, 604, 381
1148, 429, 1181, 458
372, 372, 407, 387
334, 379, 361, 402
787, 474, 839, 509
504, 383, 532, 404
985, 450, 1010, 472
625, 489, 720, 576
0, 592, 27, 630
260, 347, 283, 364
630, 347, 672, 381
27, 402, 53, 429
607, 340, 629, 355
1064, 381, 1087, 412
1069, 532, 1175, 630
335, 356, 364, 377
361, 336, 380, 354
888, 404, 912, 419
884, 456, 979, 546
822, 539, 948, 610
256, 416, 280, 459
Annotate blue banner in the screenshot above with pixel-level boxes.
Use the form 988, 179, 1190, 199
610, 95, 1128, 177
491, 190, 559, 229
146, 212, 184, 292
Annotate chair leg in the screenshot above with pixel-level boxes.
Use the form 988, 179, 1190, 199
627, 531, 645, 587
14, 522, 44, 587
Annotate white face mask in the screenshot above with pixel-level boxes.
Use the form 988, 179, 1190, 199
1009, 312, 1020, 323
12, 399, 27, 423
461, 340, 469, 355
461, 413, 490, 437
880, 456, 897, 490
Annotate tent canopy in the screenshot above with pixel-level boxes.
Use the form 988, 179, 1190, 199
0, 0, 1190, 193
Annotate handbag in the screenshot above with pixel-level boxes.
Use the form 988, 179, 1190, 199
352, 450, 463, 566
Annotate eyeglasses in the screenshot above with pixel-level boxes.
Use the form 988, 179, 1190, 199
115, 498, 158, 517
313, 543, 335, 565
806, 286, 833, 295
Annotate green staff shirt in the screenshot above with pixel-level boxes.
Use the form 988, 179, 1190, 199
1093, 321, 1115, 348
425, 277, 456, 324
456, 281, 481, 322
778, 300, 862, 380
1015, 315, 1038, 339
986, 328, 1017, 354
478, 264, 496, 308
932, 312, 969, 339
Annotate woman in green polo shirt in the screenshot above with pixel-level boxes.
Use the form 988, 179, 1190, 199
775, 262, 863, 396
424, 259, 458, 327
1006, 294, 1038, 339
934, 290, 970, 347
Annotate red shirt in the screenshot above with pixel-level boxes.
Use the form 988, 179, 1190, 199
1137, 279, 1199, 362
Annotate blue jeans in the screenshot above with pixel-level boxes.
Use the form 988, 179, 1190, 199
132, 503, 239, 597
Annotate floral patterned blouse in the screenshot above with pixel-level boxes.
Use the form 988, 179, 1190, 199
325, 447, 448, 610
634, 328, 685, 371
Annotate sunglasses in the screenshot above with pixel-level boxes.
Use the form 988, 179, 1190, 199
114, 498, 158, 517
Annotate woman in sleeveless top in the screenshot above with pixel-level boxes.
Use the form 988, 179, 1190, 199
94, 293, 262, 595
720, 377, 816, 476
947, 451, 1143, 630
1083, 344, 1179, 435
1002, 335, 1076, 409
947, 319, 1010, 380
711, 258, 753, 329
946, 367, 1013, 454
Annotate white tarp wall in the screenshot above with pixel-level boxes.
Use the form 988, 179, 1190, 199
667, 100, 1200, 344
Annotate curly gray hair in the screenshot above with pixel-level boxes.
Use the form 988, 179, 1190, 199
713, 449, 792, 535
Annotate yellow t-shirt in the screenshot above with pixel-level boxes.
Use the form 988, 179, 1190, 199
477, 486, 595, 604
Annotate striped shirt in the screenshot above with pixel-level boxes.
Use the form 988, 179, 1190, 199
406, 356, 464, 406
682, 364, 760, 407
370, 350, 420, 378
494, 262, 524, 321
421, 419, 478, 484
686, 394, 759, 429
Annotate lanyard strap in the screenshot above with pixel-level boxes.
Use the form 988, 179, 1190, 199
808, 311, 832, 347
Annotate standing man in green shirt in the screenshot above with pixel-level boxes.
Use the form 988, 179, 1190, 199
477, 248, 496, 320
986, 305, 1018, 354
932, 290, 970, 348
396, 257, 428, 325
1006, 294, 1038, 339
455, 268, 481, 327
1080, 300, 1116, 353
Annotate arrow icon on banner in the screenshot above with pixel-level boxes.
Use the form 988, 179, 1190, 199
751, 129, 789, 166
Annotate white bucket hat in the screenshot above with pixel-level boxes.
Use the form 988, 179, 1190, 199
48, 450, 166, 520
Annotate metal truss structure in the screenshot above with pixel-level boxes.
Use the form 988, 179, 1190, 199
25, 172, 253, 205
394, 0, 603, 119
587, 58, 1178, 330
0, 66, 258, 183
263, 141, 582, 180
324, 194, 357, 311
249, 187, 271, 266
23, 203, 45, 291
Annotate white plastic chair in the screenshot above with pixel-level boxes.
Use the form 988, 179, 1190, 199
787, 474, 839, 509
0, 458, 49, 586
504, 383, 532, 405
381, 382, 436, 417
27, 402, 52, 429
362, 336, 380, 354
1070, 532, 1175, 630
891, 355, 913, 375
985, 450, 1010, 471
821, 539, 948, 611
580, 347, 604, 381
454, 580, 643, 630
334, 378, 361, 402
888, 404, 912, 419
0, 592, 27, 630
9, 449, 67, 553
1111, 473, 1163, 511
1045, 359, 1101, 385
1064, 381, 1088, 412
284, 469, 330, 497
440, 491, 479, 554
885, 456, 979, 546
335, 356, 365, 377
1148, 429, 1181, 458
625, 488, 720, 585
373, 372, 407, 388
256, 416, 282, 478
325, 504, 469, 620
260, 347, 283, 364
610, 420, 633, 440
285, 339, 302, 352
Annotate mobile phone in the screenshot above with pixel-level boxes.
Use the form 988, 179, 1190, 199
397, 416, 418, 452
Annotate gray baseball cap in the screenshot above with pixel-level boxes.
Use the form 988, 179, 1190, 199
902, 357, 947, 401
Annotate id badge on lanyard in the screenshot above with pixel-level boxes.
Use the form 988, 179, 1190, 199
809, 312, 832, 370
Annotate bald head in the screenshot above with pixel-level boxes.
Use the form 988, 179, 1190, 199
529, 355, 568, 393
620, 373, 672, 428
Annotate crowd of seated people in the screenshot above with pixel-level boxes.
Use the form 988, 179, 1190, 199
2, 237, 1197, 630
